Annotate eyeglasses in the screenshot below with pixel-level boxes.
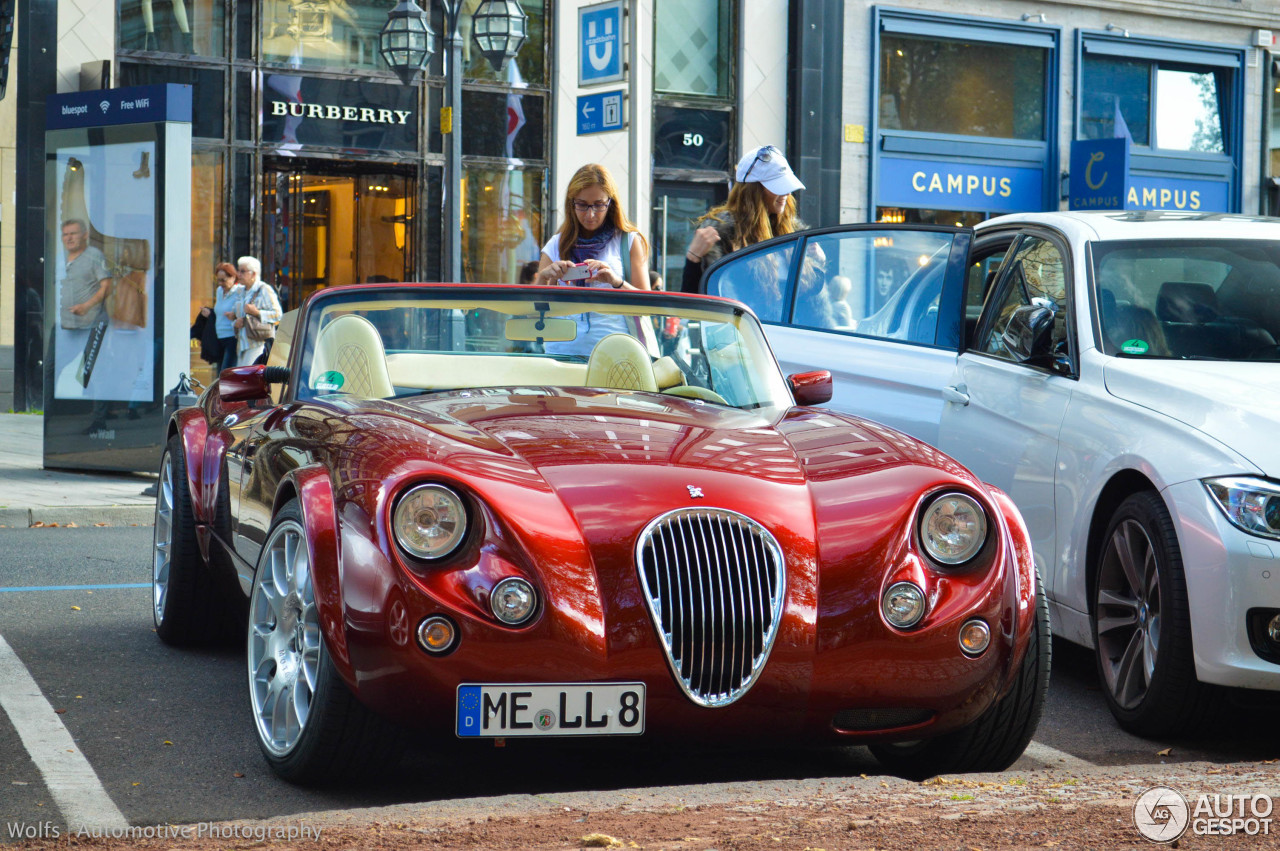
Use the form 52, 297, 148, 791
740, 145, 779, 183
572, 199, 612, 213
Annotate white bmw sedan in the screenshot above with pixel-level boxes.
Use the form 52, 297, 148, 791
701, 210, 1280, 737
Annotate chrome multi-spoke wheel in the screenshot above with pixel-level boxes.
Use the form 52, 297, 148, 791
1095, 518, 1161, 710
1092, 492, 1215, 737
248, 513, 320, 757
246, 500, 401, 784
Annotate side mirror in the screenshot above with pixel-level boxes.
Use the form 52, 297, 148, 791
789, 370, 833, 406
219, 365, 288, 403
1001, 304, 1055, 364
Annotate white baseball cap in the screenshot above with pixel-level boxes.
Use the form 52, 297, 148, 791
734, 145, 805, 195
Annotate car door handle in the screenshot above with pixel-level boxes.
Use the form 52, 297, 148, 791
942, 384, 970, 406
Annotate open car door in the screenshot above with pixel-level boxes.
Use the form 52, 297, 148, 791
698, 224, 979, 446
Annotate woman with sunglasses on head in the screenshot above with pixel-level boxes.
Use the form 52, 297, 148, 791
535, 163, 652, 355
681, 145, 806, 295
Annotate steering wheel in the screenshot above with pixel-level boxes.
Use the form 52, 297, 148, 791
663, 385, 729, 405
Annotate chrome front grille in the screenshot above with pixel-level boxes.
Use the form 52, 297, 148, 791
636, 508, 785, 707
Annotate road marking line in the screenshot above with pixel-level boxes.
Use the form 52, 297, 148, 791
1023, 740, 1096, 773
0, 633, 128, 830
0, 583, 149, 593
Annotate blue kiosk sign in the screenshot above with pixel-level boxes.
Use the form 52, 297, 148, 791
878, 157, 1044, 213
577, 89, 624, 135
579, 1, 624, 87
1069, 139, 1229, 212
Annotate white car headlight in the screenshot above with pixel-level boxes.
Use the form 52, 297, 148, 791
919, 492, 988, 566
1204, 476, 1280, 540
393, 484, 468, 560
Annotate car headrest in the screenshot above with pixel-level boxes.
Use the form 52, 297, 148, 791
585, 333, 658, 393
652, 356, 685, 390
1156, 281, 1218, 323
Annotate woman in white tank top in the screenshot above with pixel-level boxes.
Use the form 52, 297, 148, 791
534, 164, 651, 356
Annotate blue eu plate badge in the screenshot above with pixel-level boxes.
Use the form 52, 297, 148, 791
456, 685, 482, 736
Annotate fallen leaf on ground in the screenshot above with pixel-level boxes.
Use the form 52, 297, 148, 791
1156, 747, 1172, 756
580, 834, 624, 848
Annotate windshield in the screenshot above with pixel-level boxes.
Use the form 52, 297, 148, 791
291, 287, 794, 411
1093, 239, 1280, 361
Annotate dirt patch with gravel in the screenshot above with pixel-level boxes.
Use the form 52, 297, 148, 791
10, 762, 1279, 850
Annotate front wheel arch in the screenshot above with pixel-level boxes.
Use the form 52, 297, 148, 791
1085, 469, 1159, 616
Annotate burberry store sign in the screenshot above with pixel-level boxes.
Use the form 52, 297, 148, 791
262, 75, 417, 152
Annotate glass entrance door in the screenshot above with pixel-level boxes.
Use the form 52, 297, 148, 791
651, 180, 726, 292
262, 159, 415, 310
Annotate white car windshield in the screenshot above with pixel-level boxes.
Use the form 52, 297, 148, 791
288, 287, 795, 411
1093, 239, 1280, 361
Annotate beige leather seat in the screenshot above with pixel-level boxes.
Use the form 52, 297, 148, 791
310, 314, 395, 399
585, 333, 657, 392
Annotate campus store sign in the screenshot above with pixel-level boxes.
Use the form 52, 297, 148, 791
262, 76, 417, 152
878, 156, 1043, 213
1126, 175, 1229, 212
1068, 140, 1229, 212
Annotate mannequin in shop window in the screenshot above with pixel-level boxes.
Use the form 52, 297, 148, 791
140, 0, 190, 52
264, 0, 360, 62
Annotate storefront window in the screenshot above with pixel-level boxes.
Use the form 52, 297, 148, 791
1269, 59, 1280, 215
119, 0, 224, 56
461, 90, 544, 159
462, 0, 546, 86
879, 34, 1046, 141
261, 0, 390, 70
462, 167, 544, 286
117, 62, 226, 139
654, 0, 731, 97
188, 150, 225, 387
1081, 56, 1229, 153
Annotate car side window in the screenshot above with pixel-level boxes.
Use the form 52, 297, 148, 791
707, 241, 795, 323
978, 235, 1068, 361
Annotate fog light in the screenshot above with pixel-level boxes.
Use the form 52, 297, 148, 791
959, 619, 991, 656
417, 616, 457, 654
1269, 614, 1280, 643
491, 577, 537, 625
882, 582, 926, 629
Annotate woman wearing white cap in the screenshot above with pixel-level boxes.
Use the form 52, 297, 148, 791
680, 144, 806, 295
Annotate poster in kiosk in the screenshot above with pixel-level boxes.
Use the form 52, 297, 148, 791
43, 84, 192, 473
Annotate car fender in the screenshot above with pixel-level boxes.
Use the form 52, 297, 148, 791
170, 409, 216, 564
281, 465, 356, 686
984, 482, 1038, 695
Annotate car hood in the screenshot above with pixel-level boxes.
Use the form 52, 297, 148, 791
379, 387, 979, 523
1103, 358, 1280, 472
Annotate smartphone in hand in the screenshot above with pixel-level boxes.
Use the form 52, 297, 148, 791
560, 263, 592, 281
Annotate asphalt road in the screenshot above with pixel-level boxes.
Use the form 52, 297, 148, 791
1, 526, 1278, 836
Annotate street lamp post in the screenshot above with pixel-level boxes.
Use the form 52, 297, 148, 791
381, 0, 528, 284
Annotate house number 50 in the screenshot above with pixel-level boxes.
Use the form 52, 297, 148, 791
682, 133, 704, 146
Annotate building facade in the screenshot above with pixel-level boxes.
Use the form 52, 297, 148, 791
4, 0, 1280, 413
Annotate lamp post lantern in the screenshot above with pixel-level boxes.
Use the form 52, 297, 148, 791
382, 0, 529, 283
377, 0, 433, 86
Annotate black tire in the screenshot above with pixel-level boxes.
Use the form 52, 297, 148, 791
247, 500, 402, 785
1092, 491, 1217, 737
153, 434, 230, 645
870, 570, 1051, 780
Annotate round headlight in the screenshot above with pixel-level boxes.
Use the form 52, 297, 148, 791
393, 484, 468, 560
882, 581, 926, 629
919, 492, 988, 565
491, 577, 537, 625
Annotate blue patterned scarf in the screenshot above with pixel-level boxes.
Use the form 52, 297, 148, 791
569, 223, 617, 266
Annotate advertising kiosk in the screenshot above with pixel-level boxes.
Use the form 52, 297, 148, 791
43, 84, 192, 473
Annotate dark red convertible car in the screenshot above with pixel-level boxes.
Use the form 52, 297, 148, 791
153, 283, 1047, 784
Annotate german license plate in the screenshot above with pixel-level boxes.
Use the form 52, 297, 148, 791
456, 683, 645, 737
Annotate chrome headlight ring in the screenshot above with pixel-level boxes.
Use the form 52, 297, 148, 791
918, 491, 989, 567
392, 483, 470, 561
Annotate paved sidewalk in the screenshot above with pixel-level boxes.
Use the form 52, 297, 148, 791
0, 413, 157, 528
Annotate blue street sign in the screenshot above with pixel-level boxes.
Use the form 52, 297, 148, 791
1068, 139, 1129, 210
579, 1, 624, 86
577, 90, 625, 135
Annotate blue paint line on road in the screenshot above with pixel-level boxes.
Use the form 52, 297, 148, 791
0, 583, 149, 593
